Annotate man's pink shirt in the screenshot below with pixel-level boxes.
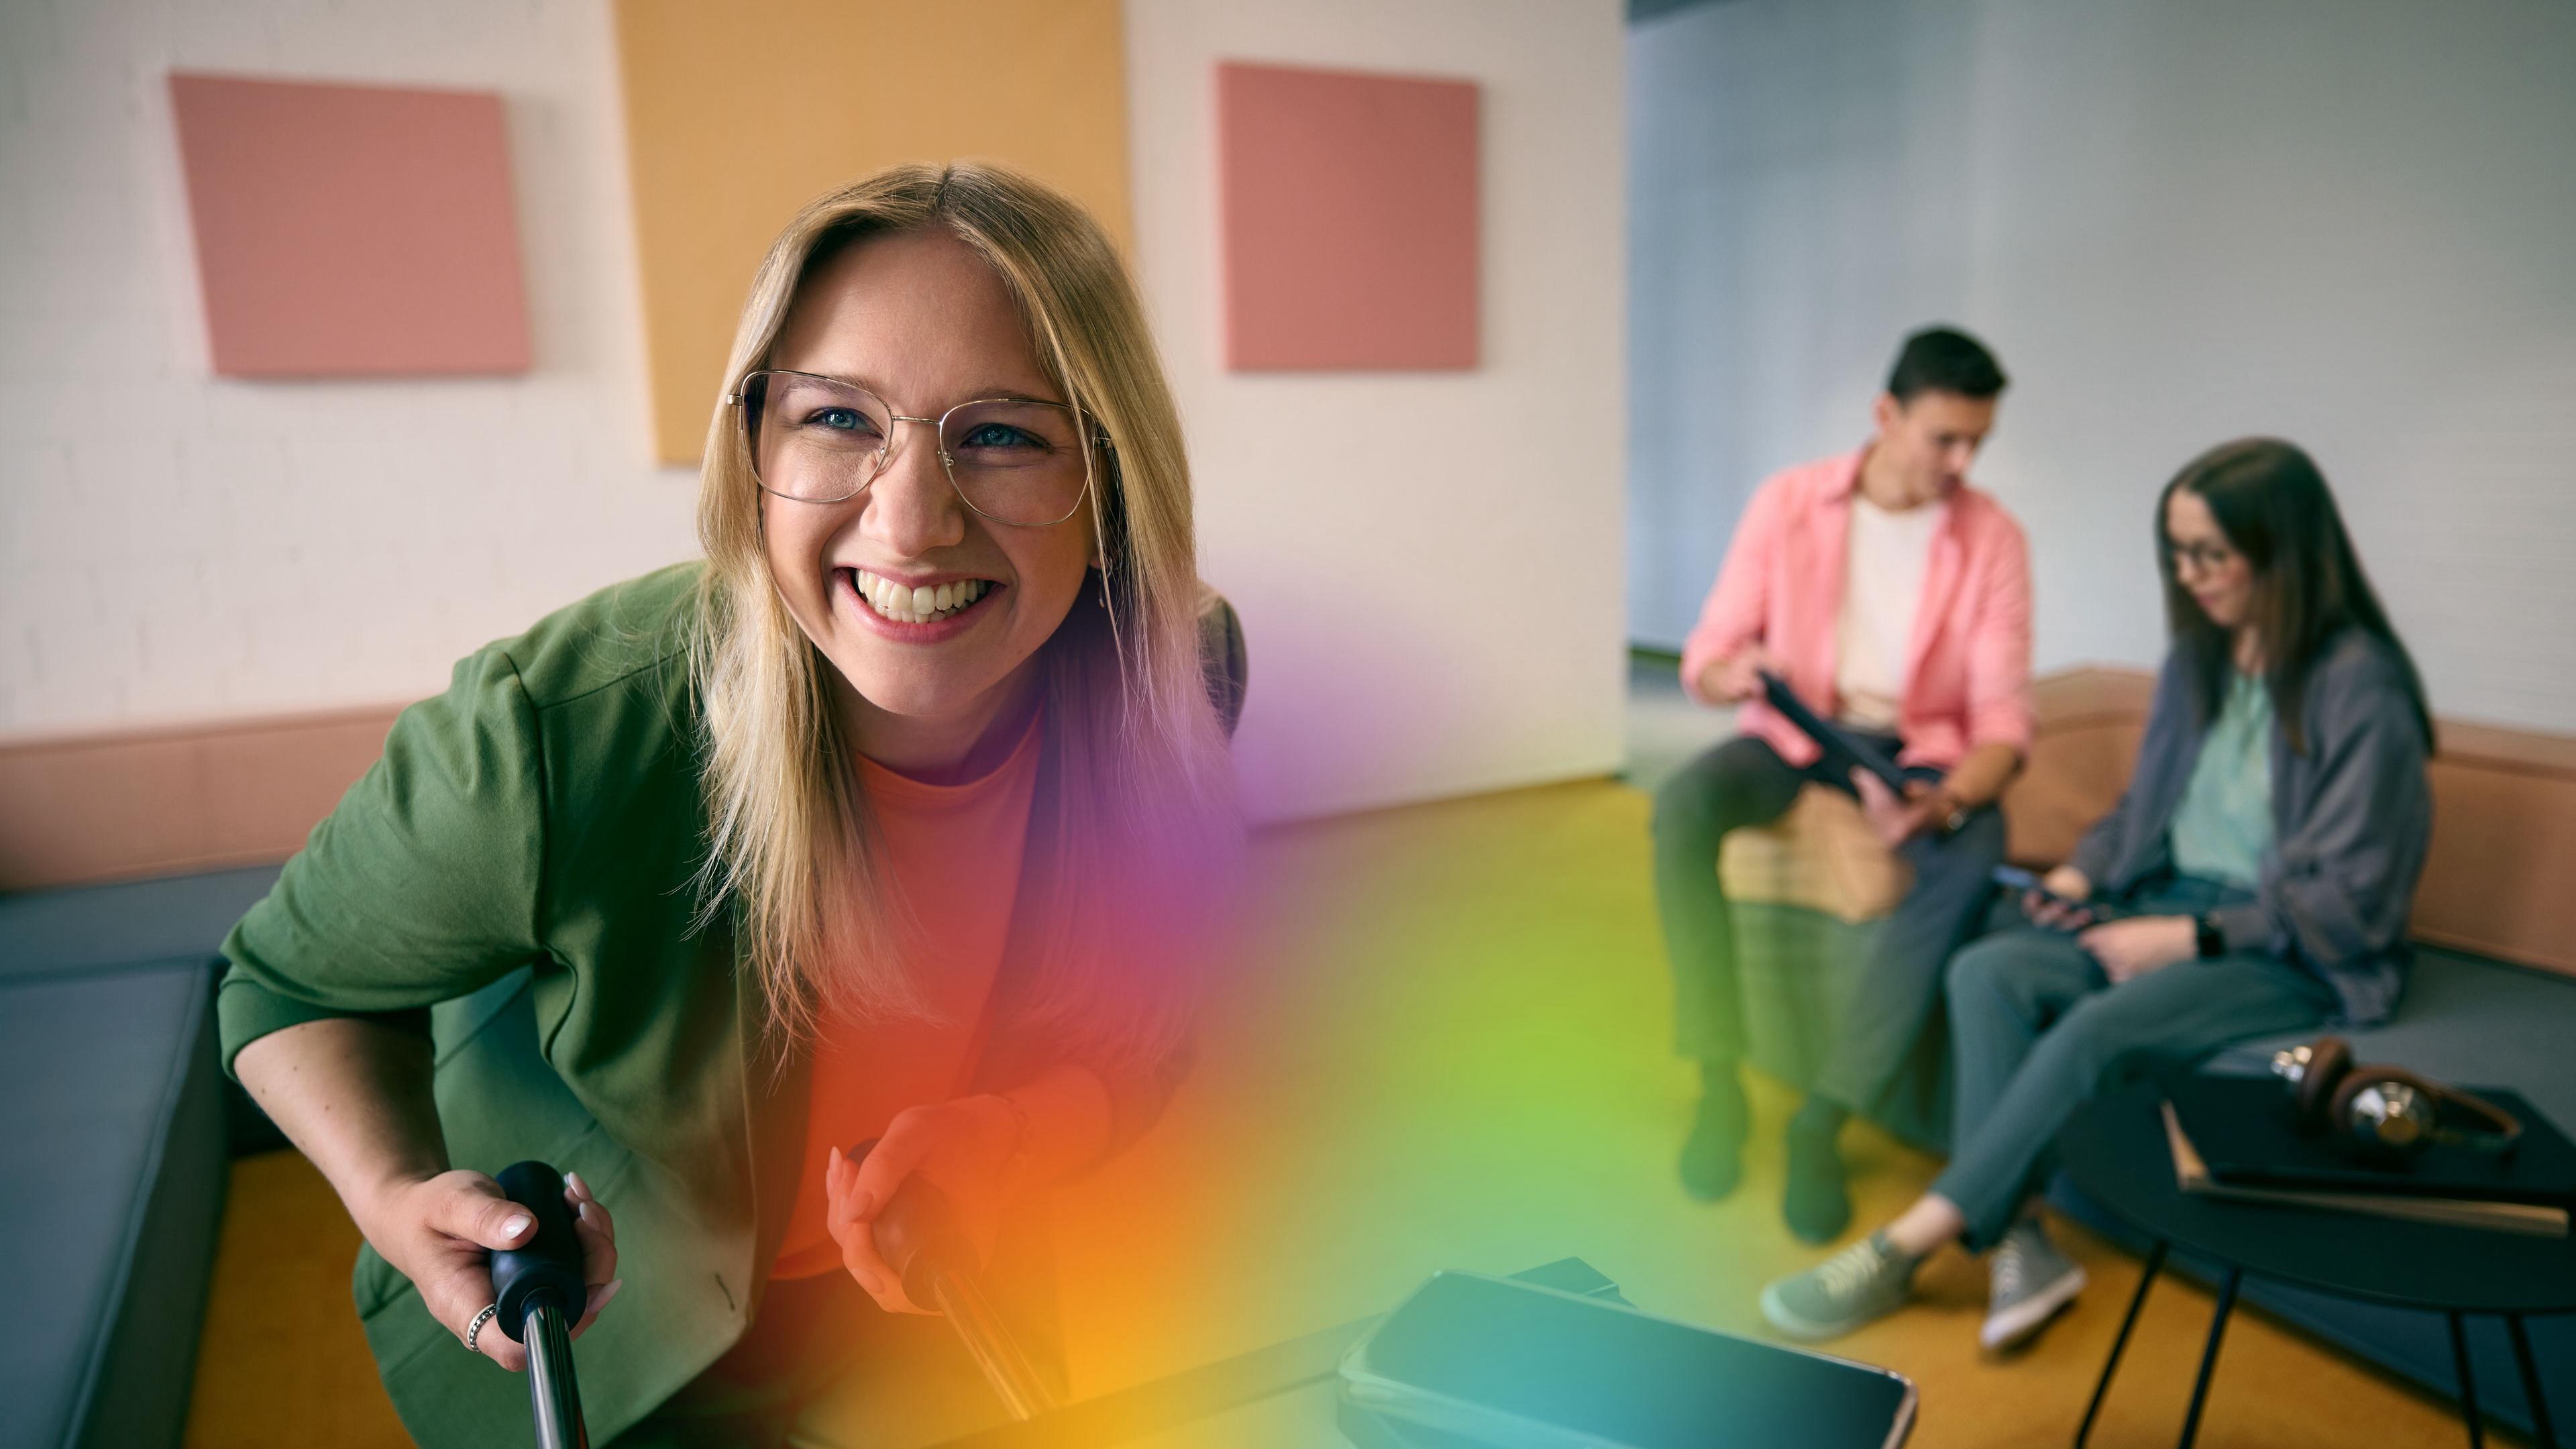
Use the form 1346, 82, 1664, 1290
1679, 449, 2035, 771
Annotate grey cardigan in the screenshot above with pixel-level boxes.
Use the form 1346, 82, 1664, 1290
2068, 629, 2432, 1024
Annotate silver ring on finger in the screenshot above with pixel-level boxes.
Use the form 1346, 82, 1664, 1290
466, 1301, 501, 1354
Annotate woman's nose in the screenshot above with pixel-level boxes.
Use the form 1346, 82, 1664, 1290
862, 425, 968, 556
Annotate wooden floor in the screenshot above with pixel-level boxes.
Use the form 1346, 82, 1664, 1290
186, 780, 2516, 1447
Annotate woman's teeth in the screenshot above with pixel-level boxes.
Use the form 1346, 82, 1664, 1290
852, 568, 989, 624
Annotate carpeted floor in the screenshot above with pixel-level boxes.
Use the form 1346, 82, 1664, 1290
186, 777, 2518, 1447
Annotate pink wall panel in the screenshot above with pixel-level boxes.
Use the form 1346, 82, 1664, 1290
1216, 61, 1479, 372
169, 72, 530, 378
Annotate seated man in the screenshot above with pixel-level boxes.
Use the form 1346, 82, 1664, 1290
1655, 326, 2033, 1242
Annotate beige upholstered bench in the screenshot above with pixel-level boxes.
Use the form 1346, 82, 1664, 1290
1713, 671, 2147, 1146
1718, 786, 1912, 925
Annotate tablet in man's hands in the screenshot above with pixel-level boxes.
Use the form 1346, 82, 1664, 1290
1755, 672, 1911, 795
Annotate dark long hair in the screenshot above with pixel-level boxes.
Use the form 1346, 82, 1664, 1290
2156, 438, 2432, 755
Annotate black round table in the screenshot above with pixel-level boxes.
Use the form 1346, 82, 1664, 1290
2056, 1083, 2576, 1448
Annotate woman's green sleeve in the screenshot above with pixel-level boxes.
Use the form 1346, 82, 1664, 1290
217, 645, 549, 1078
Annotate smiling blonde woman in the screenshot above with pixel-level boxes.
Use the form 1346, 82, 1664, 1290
221, 163, 1242, 1447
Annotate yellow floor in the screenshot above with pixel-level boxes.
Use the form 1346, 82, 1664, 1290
186, 780, 2515, 1447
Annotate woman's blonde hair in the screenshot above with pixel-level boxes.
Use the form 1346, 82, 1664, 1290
690, 162, 1231, 1065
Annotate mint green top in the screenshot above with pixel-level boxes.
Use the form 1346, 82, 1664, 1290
2169, 669, 2277, 890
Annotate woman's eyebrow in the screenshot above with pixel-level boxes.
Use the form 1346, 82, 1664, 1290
792, 368, 1064, 408
962, 385, 1068, 407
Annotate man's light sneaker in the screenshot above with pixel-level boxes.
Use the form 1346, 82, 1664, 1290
1760, 1232, 1919, 1342
1980, 1220, 2086, 1351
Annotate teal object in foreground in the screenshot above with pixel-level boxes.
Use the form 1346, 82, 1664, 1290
922, 1260, 1628, 1448
1343, 1269, 1916, 1448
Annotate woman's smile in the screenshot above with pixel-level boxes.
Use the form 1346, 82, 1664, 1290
835, 565, 1006, 641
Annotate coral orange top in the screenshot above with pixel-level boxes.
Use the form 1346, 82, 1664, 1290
768, 711, 1044, 1281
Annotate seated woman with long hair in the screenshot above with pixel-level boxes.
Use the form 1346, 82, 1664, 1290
221, 163, 1239, 1446
1758, 438, 2434, 1352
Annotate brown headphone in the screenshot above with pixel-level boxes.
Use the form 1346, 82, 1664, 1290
2271, 1037, 2523, 1161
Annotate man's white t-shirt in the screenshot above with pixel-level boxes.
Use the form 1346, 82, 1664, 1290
1835, 494, 1947, 731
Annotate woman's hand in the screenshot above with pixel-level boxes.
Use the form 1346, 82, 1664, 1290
2078, 914, 2196, 983
2023, 864, 2096, 929
825, 1094, 1024, 1314
354, 1168, 621, 1371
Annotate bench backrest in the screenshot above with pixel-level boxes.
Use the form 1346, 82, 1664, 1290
2006, 667, 2576, 982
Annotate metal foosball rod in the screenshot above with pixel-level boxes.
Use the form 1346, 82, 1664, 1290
868, 1158, 1065, 1421
488, 1159, 592, 1449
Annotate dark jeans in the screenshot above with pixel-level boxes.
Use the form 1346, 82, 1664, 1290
1652, 733, 2007, 1112
1927, 875, 2338, 1250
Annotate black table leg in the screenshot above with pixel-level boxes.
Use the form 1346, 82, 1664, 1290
2176, 1265, 2239, 1449
2450, 1311, 2485, 1449
2076, 1238, 2166, 1448
2506, 1315, 2557, 1449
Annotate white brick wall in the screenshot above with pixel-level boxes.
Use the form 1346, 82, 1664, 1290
4, 0, 1633, 826
0, 0, 698, 736
1130, 0, 1630, 821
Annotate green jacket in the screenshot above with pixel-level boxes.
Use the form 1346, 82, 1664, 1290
218, 563, 1205, 1446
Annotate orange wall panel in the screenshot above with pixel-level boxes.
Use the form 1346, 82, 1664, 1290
614, 0, 1134, 465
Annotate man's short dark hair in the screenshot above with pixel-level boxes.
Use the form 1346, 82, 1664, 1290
1886, 326, 2007, 403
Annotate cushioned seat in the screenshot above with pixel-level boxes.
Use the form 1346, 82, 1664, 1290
0, 864, 282, 978
1720, 791, 1948, 1149
2208, 946, 2576, 1126
1718, 786, 1910, 924
0, 865, 282, 1449
0, 960, 226, 1449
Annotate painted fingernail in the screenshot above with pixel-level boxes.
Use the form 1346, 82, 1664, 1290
592, 1277, 624, 1312
857, 1272, 883, 1294
501, 1214, 532, 1240
850, 1190, 875, 1219
566, 1172, 590, 1200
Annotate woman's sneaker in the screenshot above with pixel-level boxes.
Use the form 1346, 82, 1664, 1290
1980, 1220, 2086, 1351
1759, 1232, 1920, 1342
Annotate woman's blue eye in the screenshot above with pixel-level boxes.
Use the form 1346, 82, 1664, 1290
810, 407, 869, 433
961, 423, 1044, 449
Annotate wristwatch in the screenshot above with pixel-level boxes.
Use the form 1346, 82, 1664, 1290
2194, 913, 2225, 959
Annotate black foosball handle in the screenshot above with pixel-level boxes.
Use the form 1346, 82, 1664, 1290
858, 1140, 1064, 1421
490, 1159, 590, 1449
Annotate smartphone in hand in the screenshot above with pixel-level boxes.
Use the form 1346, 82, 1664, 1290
1993, 865, 2113, 927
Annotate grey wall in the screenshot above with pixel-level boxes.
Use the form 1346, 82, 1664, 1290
1627, 0, 2576, 733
